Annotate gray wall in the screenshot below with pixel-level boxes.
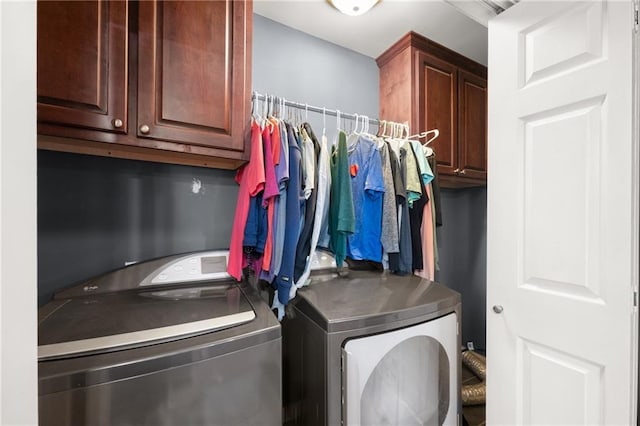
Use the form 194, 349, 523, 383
252, 14, 379, 138
37, 150, 238, 306
436, 188, 487, 351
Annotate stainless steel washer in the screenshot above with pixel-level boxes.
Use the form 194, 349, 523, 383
38, 251, 281, 426
283, 254, 461, 426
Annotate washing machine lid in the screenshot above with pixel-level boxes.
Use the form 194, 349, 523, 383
38, 283, 254, 360
38, 251, 256, 361
294, 272, 460, 333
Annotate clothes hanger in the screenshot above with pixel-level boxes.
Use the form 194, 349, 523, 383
408, 129, 439, 141
408, 128, 439, 155
364, 116, 384, 148
265, 95, 275, 132
251, 91, 261, 123
260, 94, 269, 128
386, 122, 405, 154
383, 120, 392, 138
322, 107, 326, 138
376, 119, 384, 137
347, 114, 362, 153
331, 110, 341, 153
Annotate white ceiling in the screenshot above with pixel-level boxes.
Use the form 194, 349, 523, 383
254, 0, 490, 65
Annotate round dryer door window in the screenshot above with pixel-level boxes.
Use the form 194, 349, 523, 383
342, 313, 458, 426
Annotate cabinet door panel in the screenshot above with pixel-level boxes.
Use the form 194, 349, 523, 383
138, 0, 250, 151
418, 53, 457, 176
37, 0, 128, 133
458, 70, 487, 180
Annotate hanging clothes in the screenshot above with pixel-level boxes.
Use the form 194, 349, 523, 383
427, 154, 443, 227
404, 142, 422, 208
270, 120, 290, 279
231, 94, 452, 317
329, 131, 355, 267
293, 130, 331, 294
316, 133, 332, 250
228, 121, 266, 280
409, 140, 436, 280
346, 135, 385, 263
272, 122, 304, 310
379, 141, 399, 254
415, 183, 435, 280
388, 145, 412, 275
427, 154, 442, 272
293, 124, 320, 285
243, 191, 267, 261
408, 146, 427, 271
256, 125, 280, 274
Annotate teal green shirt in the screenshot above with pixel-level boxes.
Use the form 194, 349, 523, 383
329, 131, 355, 266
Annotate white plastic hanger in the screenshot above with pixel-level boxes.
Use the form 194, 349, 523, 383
347, 114, 361, 152
322, 107, 326, 138
377, 120, 386, 138
408, 128, 439, 155
251, 91, 261, 122
351, 114, 360, 136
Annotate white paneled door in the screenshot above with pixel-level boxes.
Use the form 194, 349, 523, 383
487, 0, 638, 424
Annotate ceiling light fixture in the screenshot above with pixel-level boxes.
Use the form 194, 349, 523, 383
328, 0, 380, 16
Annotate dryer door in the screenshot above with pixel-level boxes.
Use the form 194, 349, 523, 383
342, 313, 458, 426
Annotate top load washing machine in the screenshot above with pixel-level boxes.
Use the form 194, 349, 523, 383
38, 251, 282, 426
283, 252, 461, 426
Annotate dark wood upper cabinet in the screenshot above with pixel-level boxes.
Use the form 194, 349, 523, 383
37, 0, 252, 170
458, 70, 487, 181
37, 0, 128, 133
377, 32, 487, 187
418, 53, 457, 176
137, 0, 249, 151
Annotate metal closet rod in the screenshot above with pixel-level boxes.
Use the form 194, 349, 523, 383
252, 92, 389, 126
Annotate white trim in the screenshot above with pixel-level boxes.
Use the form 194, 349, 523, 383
631, 0, 640, 421
38, 310, 256, 360
0, 1, 38, 425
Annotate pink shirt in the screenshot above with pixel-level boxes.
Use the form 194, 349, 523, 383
415, 184, 435, 281
261, 125, 279, 272
227, 121, 265, 280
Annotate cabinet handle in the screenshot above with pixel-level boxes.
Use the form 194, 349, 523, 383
113, 118, 123, 129
493, 305, 504, 314
459, 169, 467, 175
453, 168, 460, 174
139, 124, 150, 134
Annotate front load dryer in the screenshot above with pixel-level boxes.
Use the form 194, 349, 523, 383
38, 251, 281, 426
282, 257, 461, 426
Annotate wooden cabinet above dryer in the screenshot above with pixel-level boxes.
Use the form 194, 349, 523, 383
377, 32, 487, 187
37, 0, 252, 170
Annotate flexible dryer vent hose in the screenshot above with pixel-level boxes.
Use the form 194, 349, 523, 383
461, 350, 486, 406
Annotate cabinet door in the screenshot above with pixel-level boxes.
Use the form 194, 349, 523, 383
37, 0, 128, 133
458, 70, 487, 180
417, 53, 458, 176
137, 0, 250, 152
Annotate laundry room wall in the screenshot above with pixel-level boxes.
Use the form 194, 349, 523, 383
37, 151, 239, 306
39, 14, 489, 352
252, 14, 379, 132
436, 188, 487, 351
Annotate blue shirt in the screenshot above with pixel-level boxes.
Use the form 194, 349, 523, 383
347, 136, 385, 262
273, 123, 304, 305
